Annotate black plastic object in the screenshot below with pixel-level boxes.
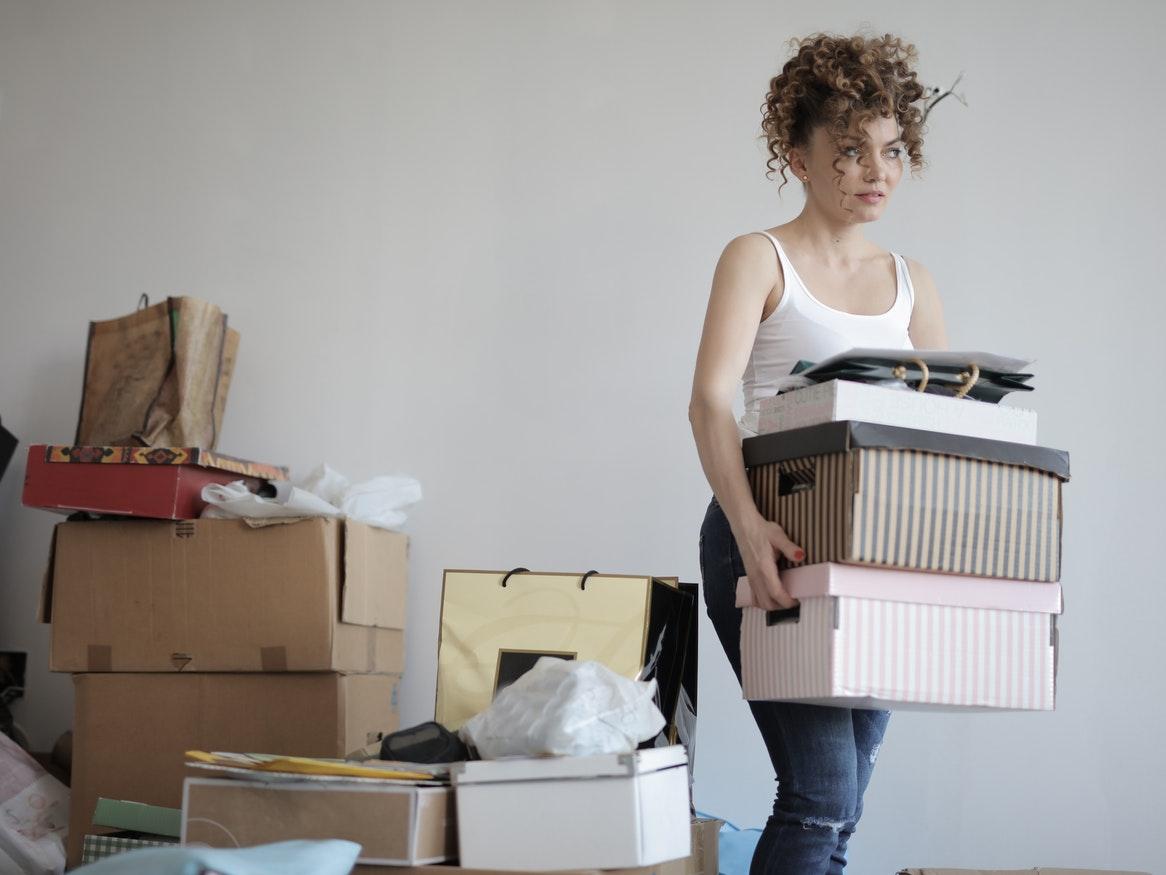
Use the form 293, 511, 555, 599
379, 721, 469, 764
0, 418, 15, 484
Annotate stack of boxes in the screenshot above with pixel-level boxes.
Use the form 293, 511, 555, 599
177, 568, 713, 874
738, 377, 1068, 710
24, 445, 408, 867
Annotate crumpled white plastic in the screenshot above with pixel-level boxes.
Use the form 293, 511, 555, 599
458, 658, 665, 759
200, 464, 421, 531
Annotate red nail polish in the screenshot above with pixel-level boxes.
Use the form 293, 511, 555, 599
795, 550, 806, 562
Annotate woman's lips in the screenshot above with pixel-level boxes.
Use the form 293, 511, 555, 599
857, 193, 885, 204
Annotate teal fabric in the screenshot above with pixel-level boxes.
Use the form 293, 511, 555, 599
70, 839, 361, 875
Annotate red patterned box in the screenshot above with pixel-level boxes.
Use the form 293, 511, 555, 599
22, 444, 288, 520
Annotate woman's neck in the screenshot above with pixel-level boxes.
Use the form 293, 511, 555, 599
781, 209, 876, 268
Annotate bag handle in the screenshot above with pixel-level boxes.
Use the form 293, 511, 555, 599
892, 357, 930, 393
500, 568, 600, 590
954, 362, 980, 398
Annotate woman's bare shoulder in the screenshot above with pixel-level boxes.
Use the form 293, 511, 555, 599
714, 231, 783, 302
902, 255, 937, 290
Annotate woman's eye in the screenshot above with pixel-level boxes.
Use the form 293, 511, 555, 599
885, 147, 903, 159
841, 147, 861, 157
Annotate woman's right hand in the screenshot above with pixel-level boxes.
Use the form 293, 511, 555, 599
736, 516, 804, 611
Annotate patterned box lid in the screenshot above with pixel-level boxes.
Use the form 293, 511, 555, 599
42, 445, 288, 481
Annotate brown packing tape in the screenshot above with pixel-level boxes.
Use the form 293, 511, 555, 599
260, 646, 288, 671
87, 645, 112, 672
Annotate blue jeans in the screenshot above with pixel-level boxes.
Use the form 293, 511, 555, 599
699, 496, 890, 875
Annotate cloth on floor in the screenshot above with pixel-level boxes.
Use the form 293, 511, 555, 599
69, 839, 360, 875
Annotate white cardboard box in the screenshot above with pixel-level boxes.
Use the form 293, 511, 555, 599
182, 777, 455, 865
451, 746, 690, 872
741, 564, 1062, 711
753, 380, 1038, 444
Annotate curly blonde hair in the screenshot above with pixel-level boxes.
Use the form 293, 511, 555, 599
761, 33, 927, 192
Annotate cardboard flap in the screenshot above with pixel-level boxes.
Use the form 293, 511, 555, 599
38, 525, 59, 623
743, 421, 1070, 480
341, 522, 408, 630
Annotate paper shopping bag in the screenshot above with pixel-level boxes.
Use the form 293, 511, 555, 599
75, 296, 239, 449
435, 569, 694, 739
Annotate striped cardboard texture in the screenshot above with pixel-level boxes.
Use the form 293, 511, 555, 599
748, 448, 1062, 582
742, 596, 1056, 710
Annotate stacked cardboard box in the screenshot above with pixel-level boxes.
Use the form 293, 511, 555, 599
739, 386, 1069, 710
28, 450, 409, 867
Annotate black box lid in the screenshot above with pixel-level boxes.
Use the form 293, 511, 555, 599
742, 420, 1070, 480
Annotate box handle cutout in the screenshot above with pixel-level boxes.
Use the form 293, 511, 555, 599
778, 469, 816, 497
765, 606, 801, 626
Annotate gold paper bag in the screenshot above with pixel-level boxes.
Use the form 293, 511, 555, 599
435, 569, 693, 732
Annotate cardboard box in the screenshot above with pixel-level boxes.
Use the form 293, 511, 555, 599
436, 570, 693, 734
742, 563, 1062, 710
354, 817, 719, 875
43, 517, 406, 672
754, 380, 1039, 443
743, 421, 1070, 582
67, 671, 400, 867
356, 866, 687, 875
687, 817, 720, 875
899, 870, 1151, 874
182, 777, 454, 864
22, 444, 287, 519
451, 746, 690, 871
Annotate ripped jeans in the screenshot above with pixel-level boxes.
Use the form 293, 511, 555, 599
700, 496, 890, 875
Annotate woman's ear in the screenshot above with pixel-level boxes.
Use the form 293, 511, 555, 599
788, 147, 808, 181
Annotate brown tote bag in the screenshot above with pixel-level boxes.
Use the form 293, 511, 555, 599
75, 296, 240, 449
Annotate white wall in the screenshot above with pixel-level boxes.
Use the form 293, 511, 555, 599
1, 2, 1162, 872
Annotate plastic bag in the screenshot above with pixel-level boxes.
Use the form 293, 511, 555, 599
201, 480, 341, 522
0, 732, 68, 875
459, 658, 665, 759
201, 465, 422, 531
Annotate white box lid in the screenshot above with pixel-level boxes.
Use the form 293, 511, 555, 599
451, 745, 687, 785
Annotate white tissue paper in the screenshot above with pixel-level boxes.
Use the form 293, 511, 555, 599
200, 464, 421, 531
458, 658, 666, 759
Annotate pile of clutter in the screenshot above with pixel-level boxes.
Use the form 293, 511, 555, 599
16, 296, 710, 875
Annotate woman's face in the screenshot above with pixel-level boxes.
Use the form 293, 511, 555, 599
797, 115, 906, 222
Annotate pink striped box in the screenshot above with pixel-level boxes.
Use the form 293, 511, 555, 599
739, 563, 1062, 711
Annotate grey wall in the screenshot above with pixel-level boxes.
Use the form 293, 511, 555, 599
1, 2, 1161, 872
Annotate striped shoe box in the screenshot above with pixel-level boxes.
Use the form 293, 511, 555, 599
743, 421, 1070, 582
739, 563, 1062, 711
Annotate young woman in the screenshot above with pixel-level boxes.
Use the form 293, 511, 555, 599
688, 33, 949, 874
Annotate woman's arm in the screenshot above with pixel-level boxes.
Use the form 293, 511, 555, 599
906, 257, 949, 349
689, 234, 802, 611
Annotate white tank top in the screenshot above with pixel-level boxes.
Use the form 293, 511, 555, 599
739, 230, 916, 436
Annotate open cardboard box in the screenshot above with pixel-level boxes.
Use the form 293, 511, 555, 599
42, 516, 405, 673
67, 671, 399, 868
